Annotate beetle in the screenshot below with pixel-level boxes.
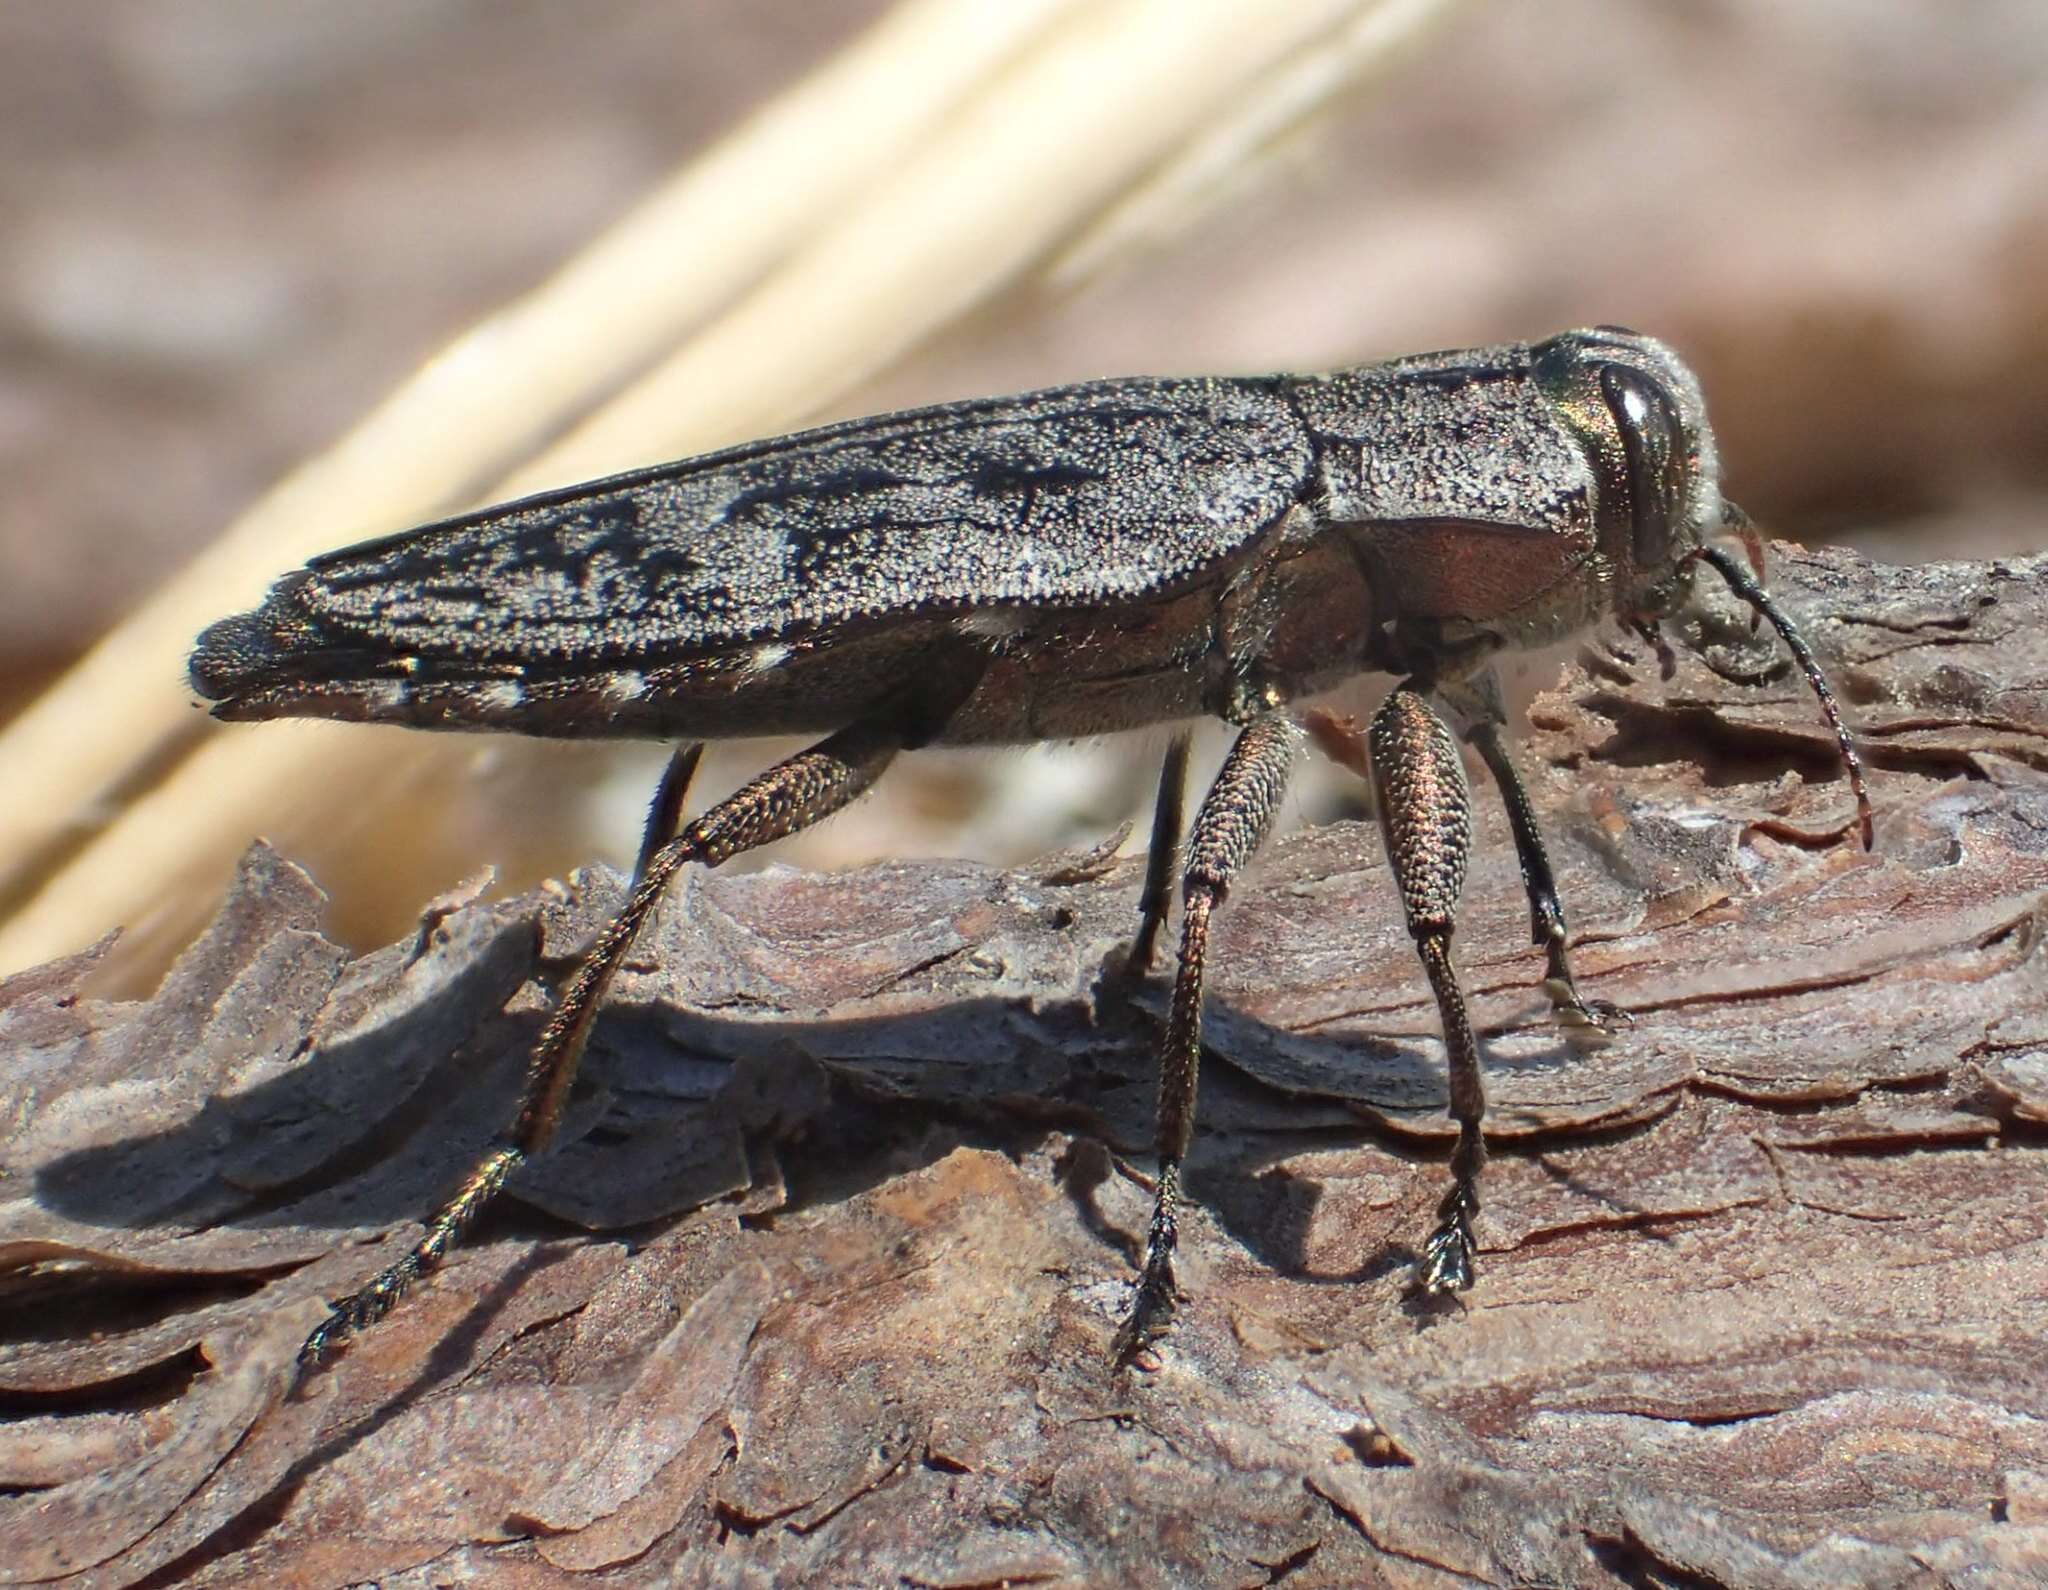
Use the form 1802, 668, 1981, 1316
190, 325, 1871, 1364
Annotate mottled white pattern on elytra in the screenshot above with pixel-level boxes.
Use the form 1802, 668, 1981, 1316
287, 377, 1315, 664
473, 679, 526, 712
956, 610, 1028, 640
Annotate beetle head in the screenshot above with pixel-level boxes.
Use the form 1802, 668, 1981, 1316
1538, 328, 1874, 849
1534, 326, 1723, 620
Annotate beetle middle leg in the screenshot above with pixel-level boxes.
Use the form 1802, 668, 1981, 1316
1114, 712, 1299, 1362
301, 718, 904, 1364
1365, 686, 1490, 1295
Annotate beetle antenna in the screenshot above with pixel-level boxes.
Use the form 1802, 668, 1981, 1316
1719, 502, 1767, 632
1693, 541, 1874, 849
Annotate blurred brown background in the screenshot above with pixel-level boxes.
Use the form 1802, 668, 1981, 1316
3, 0, 2044, 970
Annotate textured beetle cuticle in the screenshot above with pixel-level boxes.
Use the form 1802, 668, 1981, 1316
187, 327, 1870, 1364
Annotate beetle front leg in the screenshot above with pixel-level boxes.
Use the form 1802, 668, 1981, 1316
1464, 720, 1621, 1046
1114, 712, 1298, 1363
1440, 673, 1618, 1046
1367, 687, 1489, 1295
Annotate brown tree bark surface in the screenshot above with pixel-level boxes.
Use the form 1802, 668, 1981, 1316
3, 544, 2045, 1588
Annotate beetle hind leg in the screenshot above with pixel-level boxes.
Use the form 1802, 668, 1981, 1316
301, 721, 902, 1365
1126, 730, 1192, 976
631, 742, 705, 886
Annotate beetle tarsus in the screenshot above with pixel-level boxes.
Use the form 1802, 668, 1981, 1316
301, 1140, 524, 1364
1544, 976, 1626, 1050
1419, 1162, 1481, 1294
1114, 1163, 1182, 1365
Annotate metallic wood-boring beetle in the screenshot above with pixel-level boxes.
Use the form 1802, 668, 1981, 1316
190, 326, 1872, 1365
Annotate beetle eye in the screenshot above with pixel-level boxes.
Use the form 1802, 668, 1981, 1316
1599, 364, 1688, 571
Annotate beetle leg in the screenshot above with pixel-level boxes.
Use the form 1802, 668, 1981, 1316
630, 742, 705, 887
1366, 686, 1489, 1295
1126, 730, 1192, 976
1439, 674, 1619, 1046
301, 719, 901, 1365
1465, 721, 1623, 1046
1114, 712, 1298, 1363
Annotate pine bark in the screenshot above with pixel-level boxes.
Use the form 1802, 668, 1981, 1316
4, 544, 2045, 1587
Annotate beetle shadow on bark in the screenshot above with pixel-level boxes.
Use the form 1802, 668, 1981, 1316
30, 536, 2047, 1383
18, 867, 1469, 1358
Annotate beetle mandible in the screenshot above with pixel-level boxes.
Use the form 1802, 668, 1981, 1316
190, 326, 1872, 1364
